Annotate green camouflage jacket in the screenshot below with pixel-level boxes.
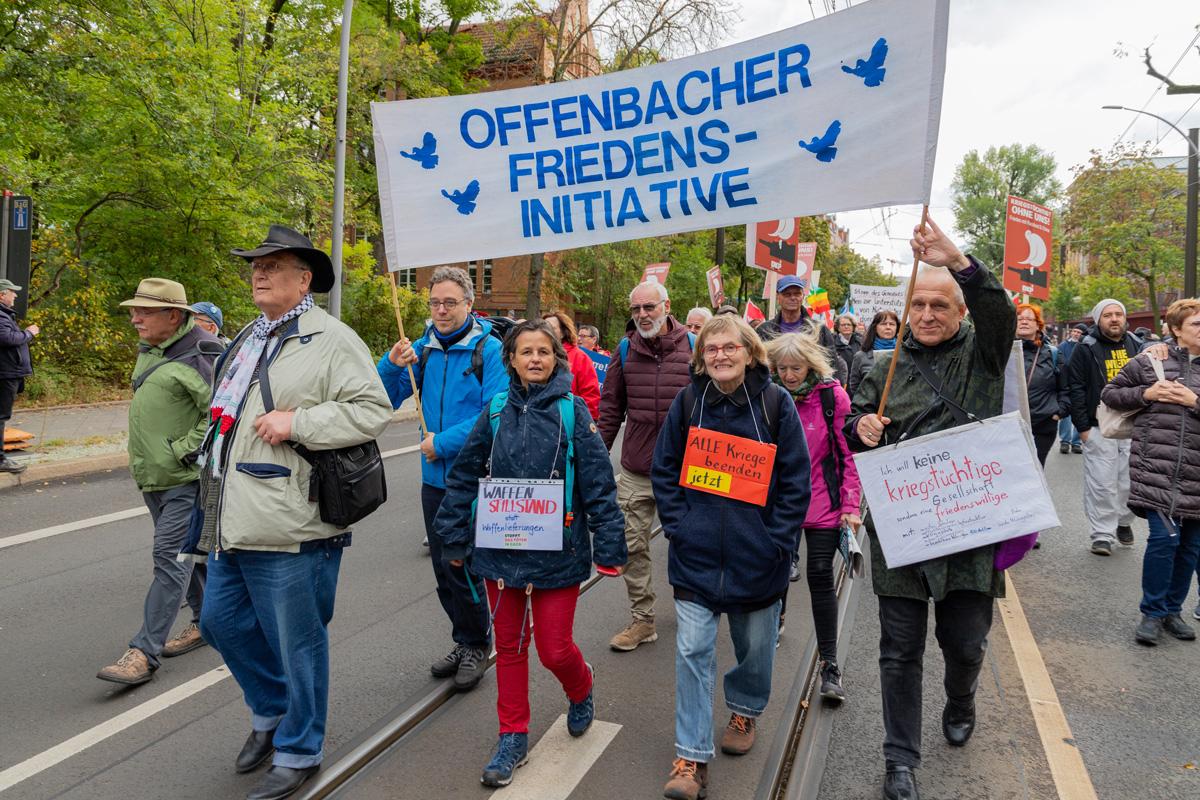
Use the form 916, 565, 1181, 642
846, 261, 1017, 601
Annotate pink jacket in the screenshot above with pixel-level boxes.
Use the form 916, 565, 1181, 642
564, 342, 601, 420
793, 381, 862, 529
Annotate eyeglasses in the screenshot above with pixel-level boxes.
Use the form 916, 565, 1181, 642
702, 343, 745, 358
686, 323, 704, 333
250, 259, 303, 276
428, 299, 462, 310
128, 308, 172, 319
629, 301, 663, 315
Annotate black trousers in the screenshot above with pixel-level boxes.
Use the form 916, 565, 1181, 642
1031, 417, 1057, 467
0, 377, 20, 424
780, 528, 840, 661
421, 483, 490, 649
878, 591, 994, 768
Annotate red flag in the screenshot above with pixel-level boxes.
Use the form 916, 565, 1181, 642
744, 300, 766, 323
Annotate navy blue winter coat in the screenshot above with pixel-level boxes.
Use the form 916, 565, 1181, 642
435, 366, 627, 589
651, 364, 812, 613
0, 303, 33, 380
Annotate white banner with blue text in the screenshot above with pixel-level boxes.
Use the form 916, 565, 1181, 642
372, 0, 948, 269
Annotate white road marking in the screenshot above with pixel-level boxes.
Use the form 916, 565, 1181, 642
0, 667, 231, 793
0, 441, 428, 790
0, 507, 148, 551
489, 715, 622, 800
1, 444, 421, 550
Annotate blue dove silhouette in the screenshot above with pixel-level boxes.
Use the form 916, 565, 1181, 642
841, 38, 888, 87
400, 131, 439, 169
798, 120, 841, 163
442, 179, 481, 215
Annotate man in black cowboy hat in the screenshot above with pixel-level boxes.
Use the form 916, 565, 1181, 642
196, 225, 391, 800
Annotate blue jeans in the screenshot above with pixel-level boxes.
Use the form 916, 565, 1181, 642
199, 543, 343, 768
674, 598, 780, 762
1058, 416, 1081, 447
1140, 514, 1200, 618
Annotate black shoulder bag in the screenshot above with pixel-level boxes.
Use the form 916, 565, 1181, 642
257, 337, 387, 529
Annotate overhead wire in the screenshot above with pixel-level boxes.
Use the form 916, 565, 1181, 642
1117, 30, 1200, 142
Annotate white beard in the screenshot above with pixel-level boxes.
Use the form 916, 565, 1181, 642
636, 315, 667, 338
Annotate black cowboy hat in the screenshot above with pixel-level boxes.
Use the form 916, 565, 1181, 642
231, 224, 335, 293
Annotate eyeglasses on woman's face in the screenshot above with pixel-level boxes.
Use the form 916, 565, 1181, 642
702, 343, 745, 358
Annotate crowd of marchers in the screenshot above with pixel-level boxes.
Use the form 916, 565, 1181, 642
7, 216, 1200, 800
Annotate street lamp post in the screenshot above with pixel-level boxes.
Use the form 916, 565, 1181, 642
329, 0, 354, 319
1102, 105, 1198, 298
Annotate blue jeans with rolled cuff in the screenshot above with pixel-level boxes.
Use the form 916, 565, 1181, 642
673, 598, 780, 762
199, 537, 345, 769
1140, 513, 1200, 619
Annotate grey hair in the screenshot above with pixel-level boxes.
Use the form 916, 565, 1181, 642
915, 266, 965, 308
629, 280, 669, 303
686, 307, 714, 323
836, 313, 858, 326
578, 324, 600, 339
766, 331, 836, 381
430, 266, 475, 302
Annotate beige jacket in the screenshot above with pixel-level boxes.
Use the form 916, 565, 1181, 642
216, 305, 392, 552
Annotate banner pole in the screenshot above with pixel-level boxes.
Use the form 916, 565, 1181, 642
878, 204, 929, 418
768, 272, 777, 319
388, 271, 427, 438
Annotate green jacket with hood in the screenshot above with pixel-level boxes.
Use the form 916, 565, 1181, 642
127, 317, 218, 492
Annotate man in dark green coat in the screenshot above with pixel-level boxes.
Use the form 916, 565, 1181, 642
846, 218, 1016, 800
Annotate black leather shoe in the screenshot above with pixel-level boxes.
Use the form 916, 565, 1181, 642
1116, 525, 1134, 546
246, 765, 319, 800
1059, 441, 1070, 454
883, 764, 919, 800
1162, 614, 1196, 641
1135, 614, 1162, 646
942, 701, 976, 746
235, 729, 276, 773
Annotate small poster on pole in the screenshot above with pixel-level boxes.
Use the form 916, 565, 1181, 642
706, 265, 726, 308
1002, 195, 1052, 300
642, 262, 670, 284
853, 412, 1059, 569
747, 218, 801, 274
475, 478, 565, 551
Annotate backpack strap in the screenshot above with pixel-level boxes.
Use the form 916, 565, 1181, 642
819, 385, 843, 509
1049, 344, 1059, 370
131, 330, 224, 392
468, 335, 487, 384
487, 390, 508, 436
558, 395, 576, 531
619, 337, 630, 369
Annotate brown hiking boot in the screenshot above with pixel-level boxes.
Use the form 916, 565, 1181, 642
97, 648, 154, 685
720, 713, 756, 755
664, 757, 707, 800
610, 618, 658, 651
162, 623, 207, 658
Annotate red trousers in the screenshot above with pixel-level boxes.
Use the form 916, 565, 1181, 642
486, 580, 592, 734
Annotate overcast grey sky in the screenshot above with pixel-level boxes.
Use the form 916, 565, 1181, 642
726, 0, 1200, 273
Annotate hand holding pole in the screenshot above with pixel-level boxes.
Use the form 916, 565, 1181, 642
388, 271, 427, 438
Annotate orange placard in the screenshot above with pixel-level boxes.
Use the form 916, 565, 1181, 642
1002, 195, 1052, 300
679, 427, 777, 506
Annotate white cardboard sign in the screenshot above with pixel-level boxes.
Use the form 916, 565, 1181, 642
474, 478, 565, 551
854, 412, 1059, 568
847, 282, 906, 320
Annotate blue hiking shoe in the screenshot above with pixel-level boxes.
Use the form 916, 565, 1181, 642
567, 664, 595, 737
481, 733, 529, 787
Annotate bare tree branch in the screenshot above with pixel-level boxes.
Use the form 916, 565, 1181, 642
1144, 46, 1200, 95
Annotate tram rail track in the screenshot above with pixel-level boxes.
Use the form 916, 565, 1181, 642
296, 524, 867, 800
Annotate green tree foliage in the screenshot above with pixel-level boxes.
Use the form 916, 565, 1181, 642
1044, 271, 1086, 323
336, 239, 428, 356
950, 144, 1061, 270
1078, 272, 1138, 315
0, 0, 489, 386
1065, 143, 1185, 330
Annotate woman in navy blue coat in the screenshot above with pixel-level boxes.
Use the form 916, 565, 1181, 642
651, 315, 811, 800
436, 319, 627, 788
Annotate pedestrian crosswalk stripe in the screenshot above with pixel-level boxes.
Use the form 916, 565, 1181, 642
487, 715, 622, 800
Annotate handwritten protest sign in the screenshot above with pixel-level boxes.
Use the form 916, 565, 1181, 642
475, 478, 565, 551
848, 283, 906, 320
679, 427, 777, 506
853, 412, 1059, 568
372, 0, 949, 269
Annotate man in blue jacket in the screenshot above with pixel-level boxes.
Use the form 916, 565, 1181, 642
377, 266, 506, 691
0, 279, 38, 474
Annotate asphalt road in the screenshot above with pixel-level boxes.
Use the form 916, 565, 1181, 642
5, 421, 1198, 799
